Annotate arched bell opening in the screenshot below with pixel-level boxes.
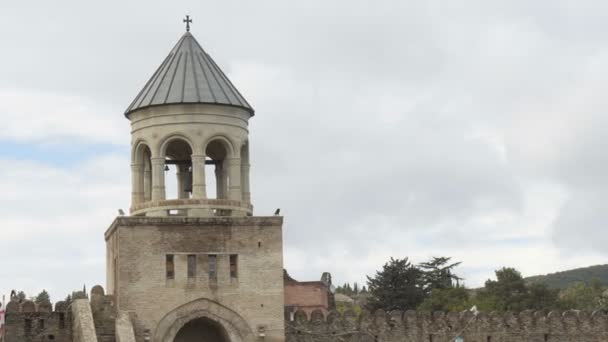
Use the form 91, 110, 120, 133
205, 139, 231, 200
173, 317, 231, 342
163, 139, 194, 214
132, 142, 152, 206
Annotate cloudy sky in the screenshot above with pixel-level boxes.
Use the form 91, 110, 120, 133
1, 0, 607, 301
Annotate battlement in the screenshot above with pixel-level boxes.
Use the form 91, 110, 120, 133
3, 285, 118, 342
285, 308, 608, 341
4, 300, 71, 342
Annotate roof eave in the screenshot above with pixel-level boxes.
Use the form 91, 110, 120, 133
124, 102, 255, 119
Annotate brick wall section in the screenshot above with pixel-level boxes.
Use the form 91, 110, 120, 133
285, 309, 608, 342
284, 281, 329, 318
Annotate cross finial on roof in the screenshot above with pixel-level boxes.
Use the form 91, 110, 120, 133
183, 15, 192, 32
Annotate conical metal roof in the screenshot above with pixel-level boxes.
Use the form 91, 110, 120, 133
125, 32, 253, 116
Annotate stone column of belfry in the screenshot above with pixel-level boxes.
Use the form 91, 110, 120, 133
241, 160, 250, 204
143, 162, 152, 201
176, 165, 189, 199
151, 157, 166, 201
215, 162, 227, 199
191, 154, 207, 199
227, 157, 242, 201
131, 163, 144, 205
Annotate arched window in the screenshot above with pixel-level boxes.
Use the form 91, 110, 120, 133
132, 143, 152, 205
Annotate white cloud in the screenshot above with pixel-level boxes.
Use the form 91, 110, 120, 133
0, 155, 129, 300
0, 89, 128, 144
1, 0, 608, 299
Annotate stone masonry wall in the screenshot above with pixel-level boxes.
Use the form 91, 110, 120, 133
90, 285, 117, 342
72, 299, 98, 342
286, 309, 608, 342
4, 300, 71, 342
106, 216, 285, 342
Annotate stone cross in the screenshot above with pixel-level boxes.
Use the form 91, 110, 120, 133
183, 15, 192, 32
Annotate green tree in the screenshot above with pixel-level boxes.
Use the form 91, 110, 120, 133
476, 267, 528, 311
366, 257, 425, 311
16, 291, 26, 302
64, 294, 73, 306
525, 283, 560, 310
474, 267, 559, 312
336, 283, 357, 297
558, 280, 606, 310
35, 290, 51, 305
418, 286, 470, 312
419, 256, 463, 291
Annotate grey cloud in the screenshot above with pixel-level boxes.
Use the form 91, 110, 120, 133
1, 0, 607, 292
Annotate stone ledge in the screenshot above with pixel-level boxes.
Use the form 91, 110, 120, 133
105, 216, 283, 240
130, 198, 254, 212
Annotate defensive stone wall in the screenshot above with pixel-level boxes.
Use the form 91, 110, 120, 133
90, 285, 117, 342
115, 311, 136, 342
285, 309, 608, 342
72, 299, 98, 342
4, 299, 71, 342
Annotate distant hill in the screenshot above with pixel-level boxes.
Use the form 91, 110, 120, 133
525, 264, 608, 289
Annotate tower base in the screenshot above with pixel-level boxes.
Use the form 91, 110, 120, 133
105, 216, 284, 342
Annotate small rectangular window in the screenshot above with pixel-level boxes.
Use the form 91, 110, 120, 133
230, 254, 238, 278
59, 313, 65, 329
208, 254, 217, 282
166, 254, 174, 279
39, 319, 45, 330
187, 254, 196, 278
24, 319, 32, 334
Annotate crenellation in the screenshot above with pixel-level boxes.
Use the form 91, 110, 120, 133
22, 300, 36, 313
4, 299, 72, 342
284, 309, 608, 341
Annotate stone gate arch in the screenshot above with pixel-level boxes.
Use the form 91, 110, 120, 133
153, 298, 255, 342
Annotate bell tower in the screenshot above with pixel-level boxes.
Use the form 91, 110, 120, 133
106, 22, 284, 342
127, 29, 253, 218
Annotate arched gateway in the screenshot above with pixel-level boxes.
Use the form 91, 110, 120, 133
174, 318, 228, 342
154, 299, 255, 342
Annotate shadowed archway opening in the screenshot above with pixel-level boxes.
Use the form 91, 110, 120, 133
164, 139, 193, 205
173, 317, 231, 342
204, 139, 231, 200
